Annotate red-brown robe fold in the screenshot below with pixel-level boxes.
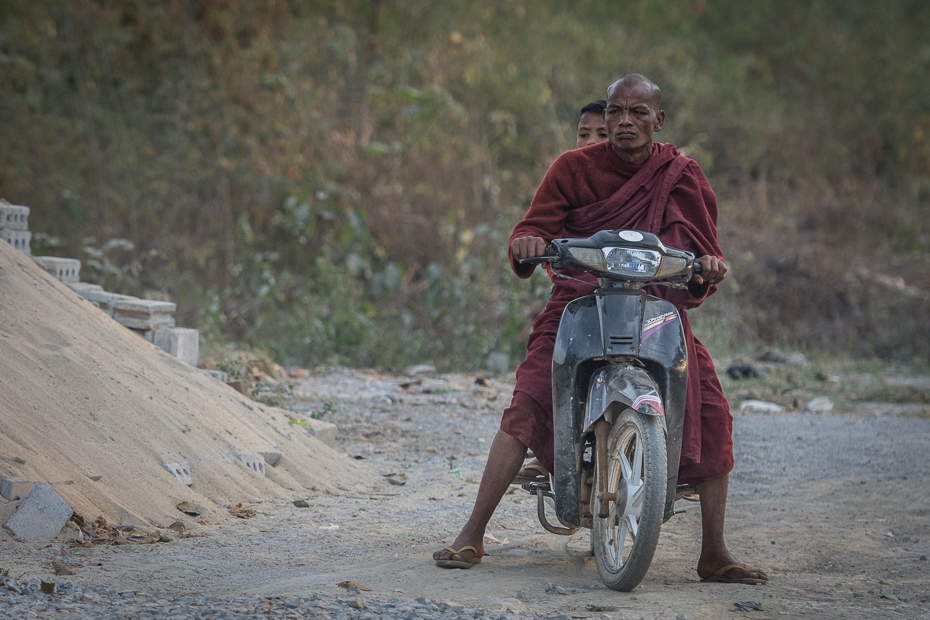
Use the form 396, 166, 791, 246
502, 141, 733, 486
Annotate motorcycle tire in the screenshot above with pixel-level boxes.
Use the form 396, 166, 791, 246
592, 408, 667, 591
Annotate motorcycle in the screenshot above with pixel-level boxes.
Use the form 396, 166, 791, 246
518, 229, 702, 592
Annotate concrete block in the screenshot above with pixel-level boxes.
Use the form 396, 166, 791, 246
0, 230, 31, 255
3, 482, 73, 539
153, 327, 199, 366
162, 462, 193, 486
0, 479, 36, 501
290, 417, 338, 446
0, 204, 30, 231
128, 328, 156, 342
74, 289, 138, 315
66, 282, 103, 294
201, 369, 228, 382
258, 451, 282, 467
32, 256, 81, 284
112, 299, 176, 330
235, 454, 266, 477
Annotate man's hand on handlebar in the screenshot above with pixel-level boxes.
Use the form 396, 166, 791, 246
511, 236, 548, 262
692, 256, 727, 286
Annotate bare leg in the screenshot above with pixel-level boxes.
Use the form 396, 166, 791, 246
695, 474, 768, 581
433, 429, 527, 565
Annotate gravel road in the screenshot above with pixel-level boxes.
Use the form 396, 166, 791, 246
1, 368, 928, 619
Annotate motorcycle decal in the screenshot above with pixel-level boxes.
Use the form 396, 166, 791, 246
642, 311, 678, 342
632, 394, 664, 415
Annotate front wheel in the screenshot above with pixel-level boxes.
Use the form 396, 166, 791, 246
592, 408, 667, 591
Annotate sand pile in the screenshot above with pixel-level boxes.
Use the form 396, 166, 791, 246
0, 240, 378, 527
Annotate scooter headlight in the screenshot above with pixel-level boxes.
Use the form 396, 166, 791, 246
569, 247, 661, 278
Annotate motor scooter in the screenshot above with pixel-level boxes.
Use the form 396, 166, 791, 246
519, 229, 702, 592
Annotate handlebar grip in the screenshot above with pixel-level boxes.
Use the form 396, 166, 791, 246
692, 261, 703, 274
518, 256, 553, 265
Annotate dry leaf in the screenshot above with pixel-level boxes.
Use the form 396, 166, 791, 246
336, 581, 372, 591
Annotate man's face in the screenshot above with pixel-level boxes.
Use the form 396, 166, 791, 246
604, 82, 664, 162
576, 111, 608, 148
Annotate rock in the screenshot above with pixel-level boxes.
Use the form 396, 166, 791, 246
738, 400, 785, 414
758, 349, 809, 366
803, 396, 834, 413
346, 597, 366, 609
3, 482, 73, 539
727, 363, 767, 379
405, 364, 436, 377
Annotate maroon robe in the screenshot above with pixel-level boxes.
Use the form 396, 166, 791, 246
502, 141, 733, 486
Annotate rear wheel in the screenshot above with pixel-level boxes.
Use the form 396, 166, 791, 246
592, 408, 667, 591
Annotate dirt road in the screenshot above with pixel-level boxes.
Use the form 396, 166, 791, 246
5, 368, 930, 619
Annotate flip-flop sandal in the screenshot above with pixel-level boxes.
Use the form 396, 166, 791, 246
435, 545, 483, 569
511, 461, 549, 485
701, 563, 768, 585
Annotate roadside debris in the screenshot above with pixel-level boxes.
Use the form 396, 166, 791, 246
732, 601, 764, 612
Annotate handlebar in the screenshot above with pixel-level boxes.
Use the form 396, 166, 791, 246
520, 252, 704, 274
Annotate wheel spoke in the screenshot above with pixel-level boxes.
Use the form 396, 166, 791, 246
615, 522, 629, 564
632, 434, 644, 482
617, 447, 633, 481
625, 514, 639, 540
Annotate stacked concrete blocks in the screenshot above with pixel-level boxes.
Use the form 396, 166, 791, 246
3, 482, 73, 539
0, 200, 31, 255
113, 298, 176, 330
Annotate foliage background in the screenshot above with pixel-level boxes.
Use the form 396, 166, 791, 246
2, 0, 928, 369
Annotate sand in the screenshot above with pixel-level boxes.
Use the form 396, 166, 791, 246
0, 240, 377, 527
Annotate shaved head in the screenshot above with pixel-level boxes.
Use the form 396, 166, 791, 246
603, 73, 665, 164
607, 74, 662, 112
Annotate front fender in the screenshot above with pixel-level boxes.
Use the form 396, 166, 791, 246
585, 365, 665, 432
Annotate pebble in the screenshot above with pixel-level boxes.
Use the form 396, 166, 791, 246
0, 577, 559, 620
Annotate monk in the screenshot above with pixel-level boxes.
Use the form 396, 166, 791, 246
575, 100, 608, 148
433, 74, 768, 585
